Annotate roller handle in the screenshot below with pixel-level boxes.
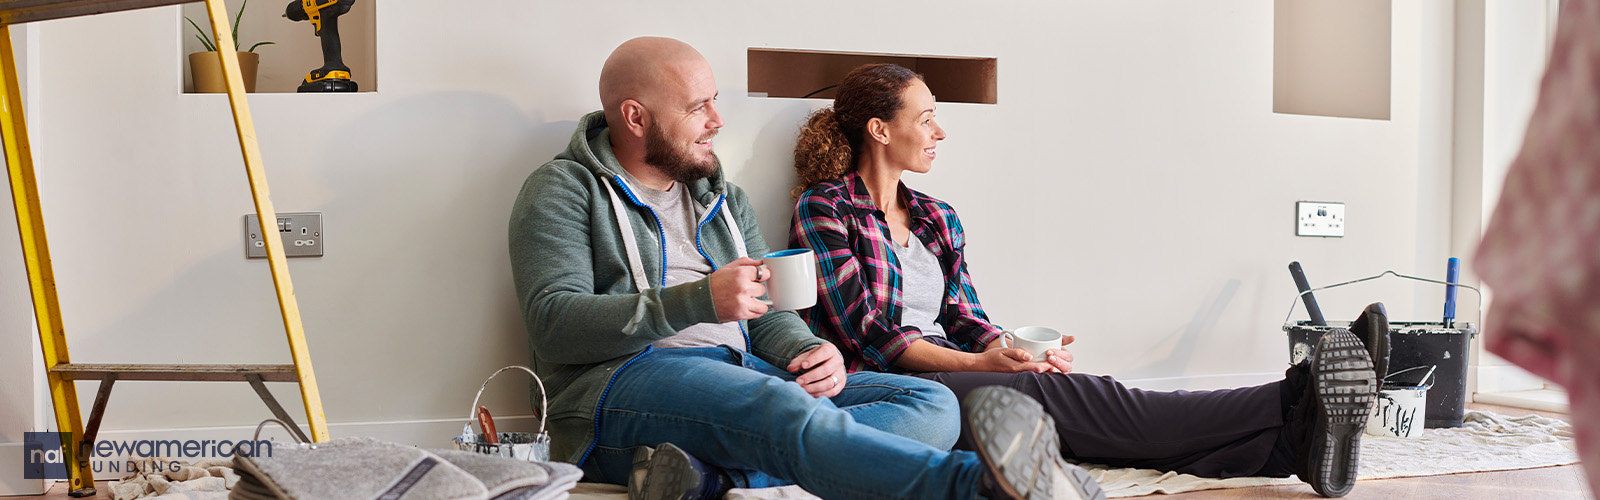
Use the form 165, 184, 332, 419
1444, 257, 1460, 327
1290, 261, 1327, 326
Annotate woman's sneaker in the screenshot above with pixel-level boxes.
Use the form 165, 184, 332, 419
1291, 329, 1378, 497
965, 386, 1106, 500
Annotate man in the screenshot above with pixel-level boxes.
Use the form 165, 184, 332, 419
508, 37, 1104, 500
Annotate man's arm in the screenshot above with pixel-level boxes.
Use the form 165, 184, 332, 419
510, 164, 721, 365
725, 185, 828, 367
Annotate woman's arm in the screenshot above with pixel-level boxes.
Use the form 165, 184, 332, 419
895, 337, 1052, 373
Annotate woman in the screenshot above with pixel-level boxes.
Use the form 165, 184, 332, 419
787, 63, 1384, 498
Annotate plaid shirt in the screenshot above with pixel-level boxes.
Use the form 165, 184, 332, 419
789, 172, 1005, 373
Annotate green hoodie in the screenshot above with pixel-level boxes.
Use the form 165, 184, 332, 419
508, 111, 826, 464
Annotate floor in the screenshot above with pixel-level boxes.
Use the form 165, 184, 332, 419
32, 404, 1591, 500
1145, 402, 1591, 500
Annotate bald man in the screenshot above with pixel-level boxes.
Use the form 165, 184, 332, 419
509, 37, 1105, 500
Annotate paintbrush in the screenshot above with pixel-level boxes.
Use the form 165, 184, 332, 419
477, 406, 499, 444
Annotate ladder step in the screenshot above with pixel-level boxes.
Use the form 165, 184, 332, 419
51, 363, 298, 382
0, 0, 194, 25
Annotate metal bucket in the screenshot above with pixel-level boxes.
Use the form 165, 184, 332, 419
451, 366, 551, 462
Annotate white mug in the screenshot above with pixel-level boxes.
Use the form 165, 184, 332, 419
762, 249, 817, 311
1011, 326, 1063, 362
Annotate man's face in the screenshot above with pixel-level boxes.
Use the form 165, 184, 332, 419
642, 60, 724, 183
644, 118, 719, 183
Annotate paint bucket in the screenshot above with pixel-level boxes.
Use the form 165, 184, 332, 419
1284, 322, 1476, 428
451, 366, 552, 462
1366, 365, 1437, 438
1280, 268, 1482, 428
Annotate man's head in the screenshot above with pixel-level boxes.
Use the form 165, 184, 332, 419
599, 37, 723, 185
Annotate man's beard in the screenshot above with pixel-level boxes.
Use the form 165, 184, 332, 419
644, 122, 720, 184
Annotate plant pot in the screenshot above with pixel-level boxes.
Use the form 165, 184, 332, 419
189, 51, 259, 93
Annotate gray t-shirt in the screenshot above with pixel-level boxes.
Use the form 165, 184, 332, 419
622, 175, 746, 350
892, 237, 947, 339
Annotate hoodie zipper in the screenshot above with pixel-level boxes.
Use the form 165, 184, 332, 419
613, 178, 669, 285
578, 345, 652, 467
693, 194, 752, 352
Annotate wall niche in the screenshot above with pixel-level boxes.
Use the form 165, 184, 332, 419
749, 48, 996, 104
179, 1, 376, 93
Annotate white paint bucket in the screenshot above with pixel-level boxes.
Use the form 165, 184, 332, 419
1366, 365, 1436, 438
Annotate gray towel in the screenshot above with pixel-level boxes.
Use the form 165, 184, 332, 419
230, 437, 580, 500
432, 450, 581, 500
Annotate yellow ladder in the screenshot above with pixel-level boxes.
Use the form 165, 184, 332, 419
0, 1, 329, 496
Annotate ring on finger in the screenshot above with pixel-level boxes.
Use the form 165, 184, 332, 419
754, 267, 763, 281
829, 375, 839, 388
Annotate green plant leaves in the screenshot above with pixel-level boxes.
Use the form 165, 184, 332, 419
185, 0, 272, 54
185, 17, 217, 53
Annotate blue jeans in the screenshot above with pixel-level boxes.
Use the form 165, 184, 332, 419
582, 346, 985, 500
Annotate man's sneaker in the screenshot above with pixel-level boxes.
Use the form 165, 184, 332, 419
1349, 302, 1391, 381
965, 386, 1106, 500
628, 443, 728, 500
1291, 329, 1377, 498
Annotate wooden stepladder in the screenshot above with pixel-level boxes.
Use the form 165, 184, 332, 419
0, 1, 329, 496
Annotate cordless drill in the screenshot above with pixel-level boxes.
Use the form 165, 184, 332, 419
285, 0, 357, 92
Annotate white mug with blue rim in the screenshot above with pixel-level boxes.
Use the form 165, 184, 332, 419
761, 249, 817, 311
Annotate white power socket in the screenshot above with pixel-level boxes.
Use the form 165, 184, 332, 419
1296, 201, 1345, 237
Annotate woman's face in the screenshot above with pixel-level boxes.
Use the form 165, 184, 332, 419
883, 79, 945, 174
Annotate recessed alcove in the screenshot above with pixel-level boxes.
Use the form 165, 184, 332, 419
178, 1, 377, 94
748, 48, 997, 104
1273, 0, 1391, 119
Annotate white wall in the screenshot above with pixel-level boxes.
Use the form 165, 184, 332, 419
11, 1, 1491, 464
1457, 0, 1558, 394
1, 23, 47, 496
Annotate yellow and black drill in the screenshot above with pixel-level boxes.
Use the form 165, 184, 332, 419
285, 0, 357, 92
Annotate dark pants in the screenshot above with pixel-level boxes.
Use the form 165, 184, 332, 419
914, 371, 1295, 479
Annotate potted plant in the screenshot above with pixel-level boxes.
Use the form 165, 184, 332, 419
186, 0, 275, 93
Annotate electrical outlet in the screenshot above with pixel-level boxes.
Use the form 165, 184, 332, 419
245, 212, 324, 258
1296, 201, 1345, 237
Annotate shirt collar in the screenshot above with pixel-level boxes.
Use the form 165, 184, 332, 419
844, 171, 932, 219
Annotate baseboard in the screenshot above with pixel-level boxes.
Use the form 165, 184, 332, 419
1474, 364, 1549, 394
1115, 372, 1283, 392
0, 442, 47, 496
71, 414, 540, 481
1474, 388, 1569, 413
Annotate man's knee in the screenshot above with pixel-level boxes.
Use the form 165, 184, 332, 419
905, 375, 961, 411
888, 376, 963, 450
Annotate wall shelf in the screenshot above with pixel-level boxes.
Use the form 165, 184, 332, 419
179, 2, 377, 94
748, 48, 996, 104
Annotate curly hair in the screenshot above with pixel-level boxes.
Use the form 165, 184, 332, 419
792, 64, 924, 197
